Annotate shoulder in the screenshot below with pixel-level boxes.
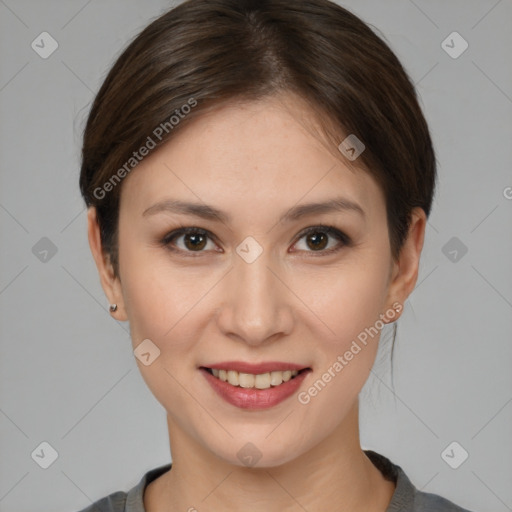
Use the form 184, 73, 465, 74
413, 488, 476, 512
74, 490, 127, 512
73, 463, 172, 512
363, 449, 478, 512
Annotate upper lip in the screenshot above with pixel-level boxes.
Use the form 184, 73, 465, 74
201, 361, 310, 374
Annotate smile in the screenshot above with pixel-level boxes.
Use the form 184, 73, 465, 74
200, 365, 312, 410
204, 367, 304, 389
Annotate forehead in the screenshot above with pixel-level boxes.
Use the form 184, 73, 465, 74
119, 95, 386, 223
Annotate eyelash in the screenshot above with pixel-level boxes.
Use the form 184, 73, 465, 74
160, 225, 351, 258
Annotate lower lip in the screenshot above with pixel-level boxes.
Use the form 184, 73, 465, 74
200, 368, 310, 410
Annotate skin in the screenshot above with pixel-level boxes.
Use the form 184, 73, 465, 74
87, 93, 426, 511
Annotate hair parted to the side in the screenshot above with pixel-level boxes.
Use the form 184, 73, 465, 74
80, 0, 436, 278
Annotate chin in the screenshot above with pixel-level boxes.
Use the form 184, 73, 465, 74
205, 430, 312, 470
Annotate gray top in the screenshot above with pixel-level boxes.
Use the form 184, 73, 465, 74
75, 450, 476, 512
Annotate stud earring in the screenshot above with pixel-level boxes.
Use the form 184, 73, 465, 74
109, 304, 118, 312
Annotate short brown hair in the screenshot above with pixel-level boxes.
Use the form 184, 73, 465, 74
80, 0, 436, 277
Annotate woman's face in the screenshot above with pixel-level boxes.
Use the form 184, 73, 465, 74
90, 94, 422, 467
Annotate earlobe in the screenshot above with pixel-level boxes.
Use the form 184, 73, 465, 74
384, 207, 427, 320
87, 207, 128, 321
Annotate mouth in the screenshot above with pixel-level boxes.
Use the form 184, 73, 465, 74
200, 366, 311, 389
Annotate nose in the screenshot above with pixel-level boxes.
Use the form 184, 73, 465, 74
216, 244, 294, 347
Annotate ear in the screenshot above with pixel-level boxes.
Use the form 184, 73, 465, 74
383, 207, 427, 322
87, 207, 128, 321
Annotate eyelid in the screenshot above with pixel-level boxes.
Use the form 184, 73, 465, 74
294, 224, 350, 244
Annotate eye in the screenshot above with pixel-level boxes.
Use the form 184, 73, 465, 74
291, 225, 350, 256
160, 224, 350, 257
161, 227, 218, 256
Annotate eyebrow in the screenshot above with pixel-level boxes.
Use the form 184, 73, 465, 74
142, 196, 365, 223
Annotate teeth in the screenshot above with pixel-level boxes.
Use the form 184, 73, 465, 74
210, 368, 300, 388
270, 371, 284, 386
227, 370, 238, 386
239, 373, 255, 388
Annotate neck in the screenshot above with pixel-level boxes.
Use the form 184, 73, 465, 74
145, 401, 395, 512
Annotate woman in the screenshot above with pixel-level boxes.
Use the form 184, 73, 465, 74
77, 0, 476, 510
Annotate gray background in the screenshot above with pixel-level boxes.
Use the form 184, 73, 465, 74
0, 0, 511, 511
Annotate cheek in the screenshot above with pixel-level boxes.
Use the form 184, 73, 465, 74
292, 255, 391, 349
289, 257, 392, 434
118, 248, 207, 414
119, 235, 207, 344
